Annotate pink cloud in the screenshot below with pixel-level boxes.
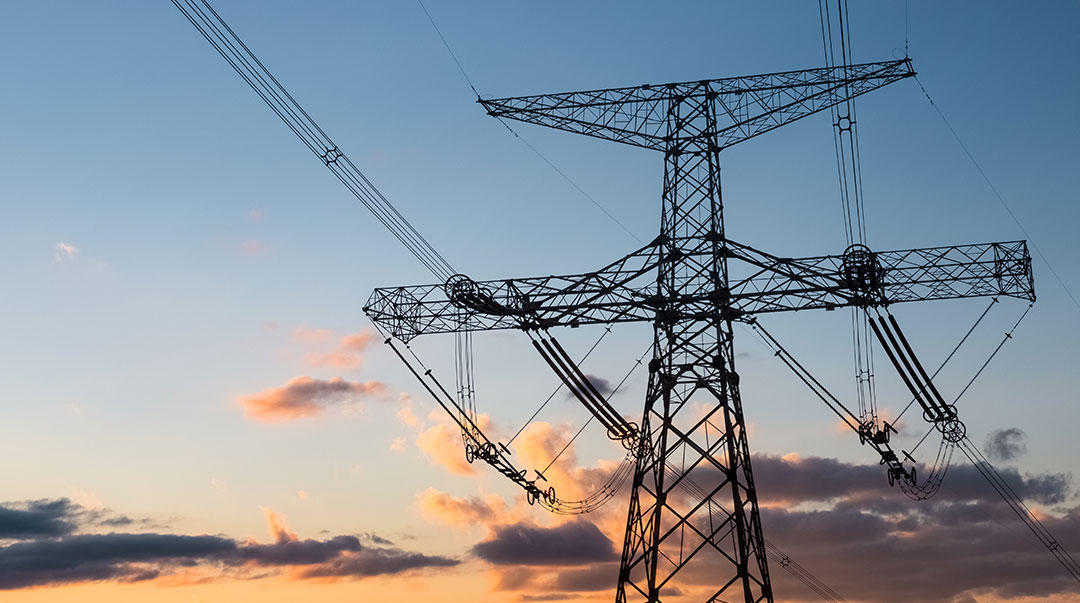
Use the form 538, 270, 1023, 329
303, 331, 376, 371
416, 422, 477, 476
53, 241, 79, 262
292, 327, 333, 345
239, 239, 268, 256
238, 376, 385, 422
262, 507, 298, 543
417, 488, 511, 528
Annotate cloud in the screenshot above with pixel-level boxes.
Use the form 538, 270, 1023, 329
0, 498, 154, 541
467, 447, 1080, 603
53, 242, 79, 263
389, 437, 407, 452
417, 489, 509, 528
472, 520, 617, 566
0, 499, 79, 540
550, 563, 619, 592
292, 327, 332, 345
304, 331, 376, 371
564, 374, 613, 400
295, 546, 459, 579
397, 393, 420, 427
247, 208, 265, 221
414, 413, 500, 477
984, 427, 1028, 462
238, 376, 385, 422
409, 421, 632, 601
519, 595, 583, 602
416, 422, 476, 476
735, 452, 1072, 507
69, 489, 103, 510
238, 239, 268, 256
0, 533, 237, 589
263, 508, 296, 543
653, 452, 1079, 603
757, 501, 1080, 602
0, 500, 458, 590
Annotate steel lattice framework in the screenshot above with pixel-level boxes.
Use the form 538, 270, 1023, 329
364, 59, 1035, 602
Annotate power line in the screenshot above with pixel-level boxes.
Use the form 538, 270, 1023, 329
415, 0, 479, 98
173, 0, 455, 281
494, 119, 645, 245
413, 0, 644, 246
914, 75, 1080, 313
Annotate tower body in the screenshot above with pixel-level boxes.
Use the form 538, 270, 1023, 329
617, 89, 770, 603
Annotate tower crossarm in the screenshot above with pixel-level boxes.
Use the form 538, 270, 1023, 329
364, 240, 663, 342
478, 59, 914, 151
364, 238, 1034, 341
725, 239, 1035, 315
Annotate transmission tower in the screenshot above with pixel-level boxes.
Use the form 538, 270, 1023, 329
170, 0, 1080, 595
365, 60, 1035, 602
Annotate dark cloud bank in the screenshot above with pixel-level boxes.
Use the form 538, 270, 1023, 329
471, 453, 1079, 603
0, 498, 457, 590
472, 520, 616, 566
746, 453, 1079, 602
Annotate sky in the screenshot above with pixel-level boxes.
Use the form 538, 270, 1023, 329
1, 1, 1079, 601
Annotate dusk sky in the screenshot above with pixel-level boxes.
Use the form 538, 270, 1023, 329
2, 1, 1079, 602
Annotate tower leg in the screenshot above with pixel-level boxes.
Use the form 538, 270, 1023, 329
616, 321, 772, 603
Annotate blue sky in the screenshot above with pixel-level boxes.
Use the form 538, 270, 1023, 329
0, 2, 1078, 600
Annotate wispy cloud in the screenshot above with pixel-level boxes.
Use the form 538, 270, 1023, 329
303, 331, 376, 371
238, 376, 385, 422
53, 242, 79, 263
417, 488, 509, 528
292, 327, 333, 345
984, 427, 1028, 462
238, 239, 268, 257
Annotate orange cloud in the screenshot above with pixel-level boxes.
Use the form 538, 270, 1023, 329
416, 422, 476, 476
396, 393, 420, 427
412, 412, 505, 477
262, 507, 298, 544
417, 488, 511, 528
304, 331, 376, 371
293, 327, 333, 345
238, 376, 385, 422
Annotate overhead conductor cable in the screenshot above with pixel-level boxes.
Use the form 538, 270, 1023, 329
172, 0, 454, 281
867, 315, 940, 419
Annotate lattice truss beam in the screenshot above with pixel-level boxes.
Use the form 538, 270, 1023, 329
364, 240, 1034, 342
479, 59, 914, 152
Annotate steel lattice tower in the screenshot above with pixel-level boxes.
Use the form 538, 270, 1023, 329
364, 58, 1035, 602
